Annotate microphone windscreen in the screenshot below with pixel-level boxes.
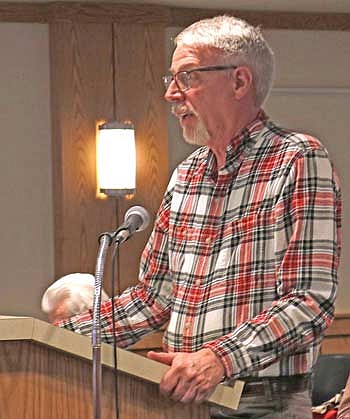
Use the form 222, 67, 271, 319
124, 206, 150, 231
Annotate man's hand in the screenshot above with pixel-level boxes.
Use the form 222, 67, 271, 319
147, 348, 225, 404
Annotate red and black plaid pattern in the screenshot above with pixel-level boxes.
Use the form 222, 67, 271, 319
59, 112, 341, 380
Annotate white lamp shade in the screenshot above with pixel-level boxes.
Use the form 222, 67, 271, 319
97, 122, 136, 197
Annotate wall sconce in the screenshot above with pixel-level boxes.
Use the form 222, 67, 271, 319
96, 121, 136, 198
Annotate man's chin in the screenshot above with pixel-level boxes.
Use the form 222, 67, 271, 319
183, 135, 206, 146
183, 129, 209, 146
182, 127, 209, 146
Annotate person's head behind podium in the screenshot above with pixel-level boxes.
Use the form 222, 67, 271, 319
41, 273, 109, 323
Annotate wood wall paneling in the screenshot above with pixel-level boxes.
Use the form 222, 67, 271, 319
50, 19, 169, 294
48, 2, 170, 24
113, 23, 169, 292
50, 22, 117, 278
0, 2, 49, 22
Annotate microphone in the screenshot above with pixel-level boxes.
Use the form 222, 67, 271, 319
114, 206, 150, 244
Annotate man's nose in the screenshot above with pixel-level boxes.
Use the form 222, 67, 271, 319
164, 80, 185, 103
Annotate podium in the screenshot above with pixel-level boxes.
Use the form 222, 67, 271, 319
0, 316, 243, 419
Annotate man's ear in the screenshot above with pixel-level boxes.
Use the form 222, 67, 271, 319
231, 66, 254, 100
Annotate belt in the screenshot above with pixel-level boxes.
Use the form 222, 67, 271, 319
241, 374, 311, 398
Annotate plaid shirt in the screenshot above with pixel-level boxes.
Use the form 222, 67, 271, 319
59, 112, 342, 379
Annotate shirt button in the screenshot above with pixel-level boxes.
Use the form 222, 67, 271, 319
195, 279, 201, 286
184, 322, 191, 330
205, 237, 211, 244
163, 284, 172, 294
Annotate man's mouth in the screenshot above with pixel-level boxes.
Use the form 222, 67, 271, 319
172, 104, 196, 122
180, 112, 193, 120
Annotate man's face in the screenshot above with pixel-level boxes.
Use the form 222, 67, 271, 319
165, 45, 236, 146
171, 101, 210, 146
47, 298, 71, 323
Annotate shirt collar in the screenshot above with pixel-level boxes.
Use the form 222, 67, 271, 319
204, 110, 268, 180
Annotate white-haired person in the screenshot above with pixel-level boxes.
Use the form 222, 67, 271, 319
44, 15, 342, 418
42, 273, 109, 323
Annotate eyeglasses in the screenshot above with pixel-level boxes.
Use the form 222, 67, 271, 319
162, 64, 237, 92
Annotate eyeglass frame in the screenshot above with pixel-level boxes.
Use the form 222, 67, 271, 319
162, 64, 238, 92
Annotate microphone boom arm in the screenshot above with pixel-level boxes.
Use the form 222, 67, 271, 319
92, 232, 113, 419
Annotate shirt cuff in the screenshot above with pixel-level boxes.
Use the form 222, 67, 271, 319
203, 336, 253, 379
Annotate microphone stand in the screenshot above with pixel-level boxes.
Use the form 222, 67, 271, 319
92, 232, 113, 419
91, 210, 147, 419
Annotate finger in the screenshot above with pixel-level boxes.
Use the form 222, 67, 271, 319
168, 383, 195, 402
159, 368, 181, 397
160, 359, 197, 398
166, 365, 201, 402
179, 386, 198, 404
172, 372, 210, 403
147, 351, 175, 365
193, 384, 216, 403
175, 370, 215, 404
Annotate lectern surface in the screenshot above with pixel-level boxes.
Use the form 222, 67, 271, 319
0, 316, 244, 419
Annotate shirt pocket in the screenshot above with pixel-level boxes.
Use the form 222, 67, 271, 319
214, 212, 258, 271
169, 223, 217, 278
222, 212, 258, 243
170, 223, 216, 247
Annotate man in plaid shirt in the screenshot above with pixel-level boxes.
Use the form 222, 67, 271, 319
47, 15, 342, 418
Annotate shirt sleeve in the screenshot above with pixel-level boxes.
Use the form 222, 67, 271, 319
204, 148, 342, 378
56, 178, 176, 347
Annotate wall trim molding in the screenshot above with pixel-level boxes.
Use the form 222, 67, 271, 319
272, 87, 350, 95
168, 8, 350, 31
0, 2, 349, 31
322, 313, 350, 354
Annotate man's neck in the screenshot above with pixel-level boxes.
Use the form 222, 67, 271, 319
209, 107, 260, 169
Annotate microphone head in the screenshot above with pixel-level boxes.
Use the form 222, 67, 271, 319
124, 206, 150, 232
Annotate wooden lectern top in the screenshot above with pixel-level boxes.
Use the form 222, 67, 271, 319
0, 315, 243, 411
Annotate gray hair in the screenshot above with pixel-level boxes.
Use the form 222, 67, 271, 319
175, 15, 275, 107
41, 273, 109, 316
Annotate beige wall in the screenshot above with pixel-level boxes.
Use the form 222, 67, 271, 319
0, 23, 53, 319
0, 22, 348, 320
266, 29, 350, 313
